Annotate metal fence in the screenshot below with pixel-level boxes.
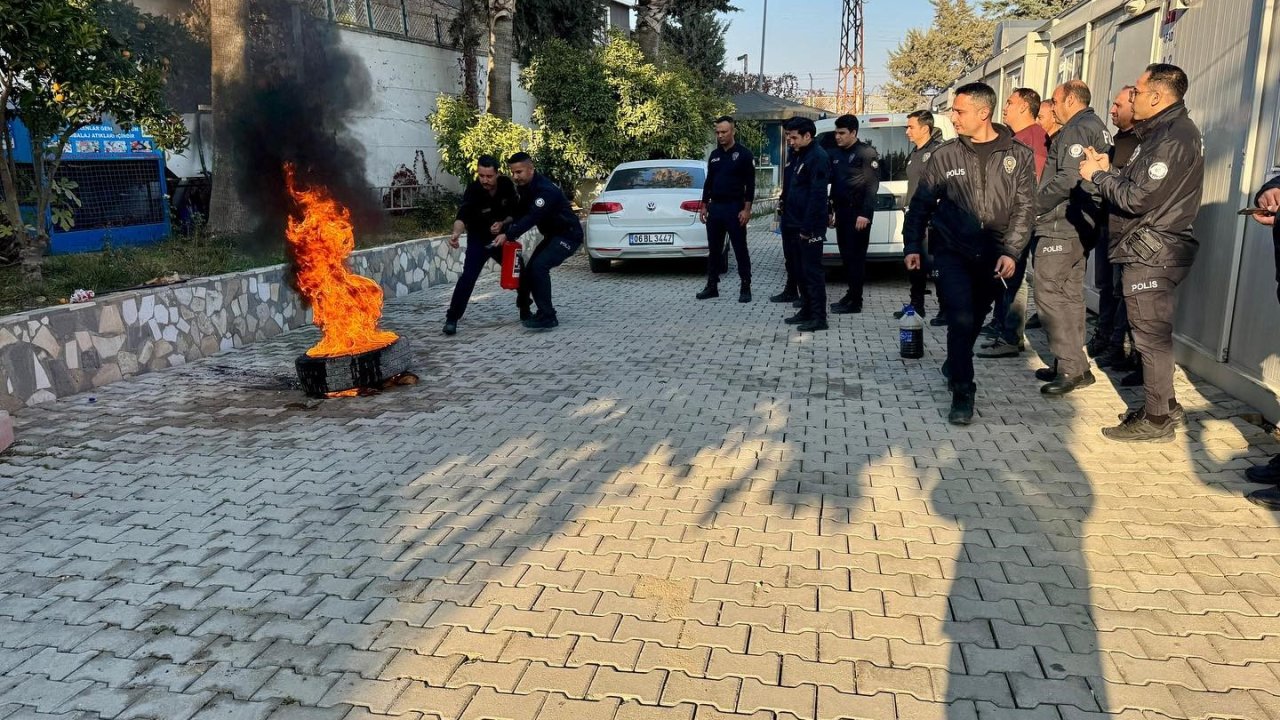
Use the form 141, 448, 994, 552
374, 184, 432, 213
308, 0, 458, 46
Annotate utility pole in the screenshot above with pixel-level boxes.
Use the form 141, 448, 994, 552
836, 0, 865, 115
737, 53, 749, 77
758, 0, 768, 90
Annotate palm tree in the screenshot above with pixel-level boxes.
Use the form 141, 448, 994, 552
487, 0, 516, 120
208, 0, 251, 234
636, 0, 671, 61
450, 0, 486, 110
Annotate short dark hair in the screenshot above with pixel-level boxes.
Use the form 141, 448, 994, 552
782, 117, 816, 137
714, 115, 736, 126
477, 155, 500, 170
834, 114, 859, 132
1011, 88, 1041, 119
1145, 63, 1188, 101
955, 82, 997, 113
507, 151, 533, 166
1060, 79, 1091, 107
907, 109, 935, 131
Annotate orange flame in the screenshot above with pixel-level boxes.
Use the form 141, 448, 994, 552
284, 163, 398, 358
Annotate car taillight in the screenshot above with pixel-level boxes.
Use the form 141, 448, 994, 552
591, 201, 623, 214
680, 201, 704, 212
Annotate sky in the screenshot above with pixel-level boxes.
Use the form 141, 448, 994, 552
720, 0, 939, 95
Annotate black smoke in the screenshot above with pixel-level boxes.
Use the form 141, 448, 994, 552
228, 0, 382, 244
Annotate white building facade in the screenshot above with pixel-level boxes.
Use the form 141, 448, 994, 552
939, 0, 1280, 424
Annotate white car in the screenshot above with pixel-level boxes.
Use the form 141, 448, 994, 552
585, 160, 709, 273
814, 112, 957, 264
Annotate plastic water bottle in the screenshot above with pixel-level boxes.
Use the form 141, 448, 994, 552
899, 304, 924, 359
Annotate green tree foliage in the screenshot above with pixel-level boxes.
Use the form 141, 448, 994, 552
514, 0, 607, 66
981, 0, 1075, 18
883, 0, 994, 111
0, 0, 187, 283
733, 120, 766, 157
96, 0, 210, 113
664, 9, 729, 81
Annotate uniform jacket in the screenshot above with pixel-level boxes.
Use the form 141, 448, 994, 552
903, 124, 1037, 261
779, 142, 831, 237
1257, 174, 1280, 301
1104, 128, 1140, 237
905, 130, 944, 212
1093, 102, 1204, 266
506, 173, 584, 245
1037, 107, 1112, 238
703, 143, 756, 204
456, 176, 519, 241
829, 139, 880, 219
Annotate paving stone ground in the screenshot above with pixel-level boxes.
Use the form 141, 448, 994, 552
3, 223, 1280, 720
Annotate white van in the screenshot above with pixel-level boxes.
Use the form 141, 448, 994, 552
813, 112, 957, 264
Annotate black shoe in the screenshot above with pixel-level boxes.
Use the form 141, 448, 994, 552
1034, 367, 1056, 382
1026, 312, 1042, 329
976, 338, 1023, 358
1115, 351, 1143, 372
1102, 410, 1175, 443
1120, 369, 1144, 387
1041, 371, 1096, 396
930, 315, 948, 327
1247, 486, 1280, 509
443, 320, 457, 336
522, 315, 559, 331
830, 300, 861, 314
1117, 403, 1187, 426
941, 360, 951, 380
797, 319, 829, 332
1095, 345, 1128, 369
948, 384, 976, 425
784, 312, 812, 325
792, 299, 803, 309
770, 291, 798, 303
1246, 456, 1280, 484
739, 286, 752, 303
519, 307, 533, 321
696, 284, 719, 300
1086, 334, 1110, 358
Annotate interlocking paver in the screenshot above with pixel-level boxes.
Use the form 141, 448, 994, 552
3, 225, 1280, 720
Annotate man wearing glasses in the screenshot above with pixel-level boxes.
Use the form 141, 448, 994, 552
1079, 64, 1204, 442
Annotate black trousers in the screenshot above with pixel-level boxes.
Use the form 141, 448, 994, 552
1035, 231, 1090, 377
706, 202, 751, 285
833, 206, 871, 306
1093, 236, 1129, 347
934, 249, 1002, 387
446, 241, 503, 322
783, 227, 826, 320
1122, 263, 1190, 417
516, 235, 581, 319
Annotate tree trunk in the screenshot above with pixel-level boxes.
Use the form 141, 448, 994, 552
636, 0, 670, 61
208, 0, 252, 236
486, 0, 516, 120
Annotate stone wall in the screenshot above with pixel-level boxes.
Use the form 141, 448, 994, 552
0, 234, 465, 412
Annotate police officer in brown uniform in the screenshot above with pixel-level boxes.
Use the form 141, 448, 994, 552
1079, 64, 1204, 442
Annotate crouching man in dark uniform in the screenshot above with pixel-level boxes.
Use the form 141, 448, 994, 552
828, 114, 880, 314
904, 82, 1036, 425
1245, 174, 1280, 506
778, 117, 831, 332
1080, 63, 1204, 441
443, 155, 520, 336
493, 152, 584, 331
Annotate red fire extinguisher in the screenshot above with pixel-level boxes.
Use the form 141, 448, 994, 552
500, 240, 523, 290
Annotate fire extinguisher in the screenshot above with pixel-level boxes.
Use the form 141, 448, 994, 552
500, 240, 523, 290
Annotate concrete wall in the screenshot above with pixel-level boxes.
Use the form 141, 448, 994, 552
0, 234, 473, 413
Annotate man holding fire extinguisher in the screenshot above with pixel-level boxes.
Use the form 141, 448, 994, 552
494, 152, 585, 331
444, 155, 519, 336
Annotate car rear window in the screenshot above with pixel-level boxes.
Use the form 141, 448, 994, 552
606, 166, 705, 191
818, 128, 913, 183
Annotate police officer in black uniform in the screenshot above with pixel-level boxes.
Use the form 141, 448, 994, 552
904, 83, 1036, 425
777, 117, 831, 332
493, 152, 584, 331
1089, 85, 1140, 370
1080, 64, 1204, 442
443, 155, 520, 336
903, 109, 945, 323
1244, 174, 1280, 505
1032, 80, 1112, 396
697, 115, 756, 303
828, 114, 880, 314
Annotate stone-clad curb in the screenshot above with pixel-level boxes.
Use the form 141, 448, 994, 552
0, 234, 467, 412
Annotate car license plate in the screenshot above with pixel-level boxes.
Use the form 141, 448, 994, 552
628, 233, 675, 245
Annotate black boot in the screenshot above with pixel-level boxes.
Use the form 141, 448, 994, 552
1246, 455, 1280, 484
770, 290, 797, 303
948, 383, 976, 426
696, 283, 719, 300
739, 284, 752, 303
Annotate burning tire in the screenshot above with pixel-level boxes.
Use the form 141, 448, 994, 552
295, 337, 412, 398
